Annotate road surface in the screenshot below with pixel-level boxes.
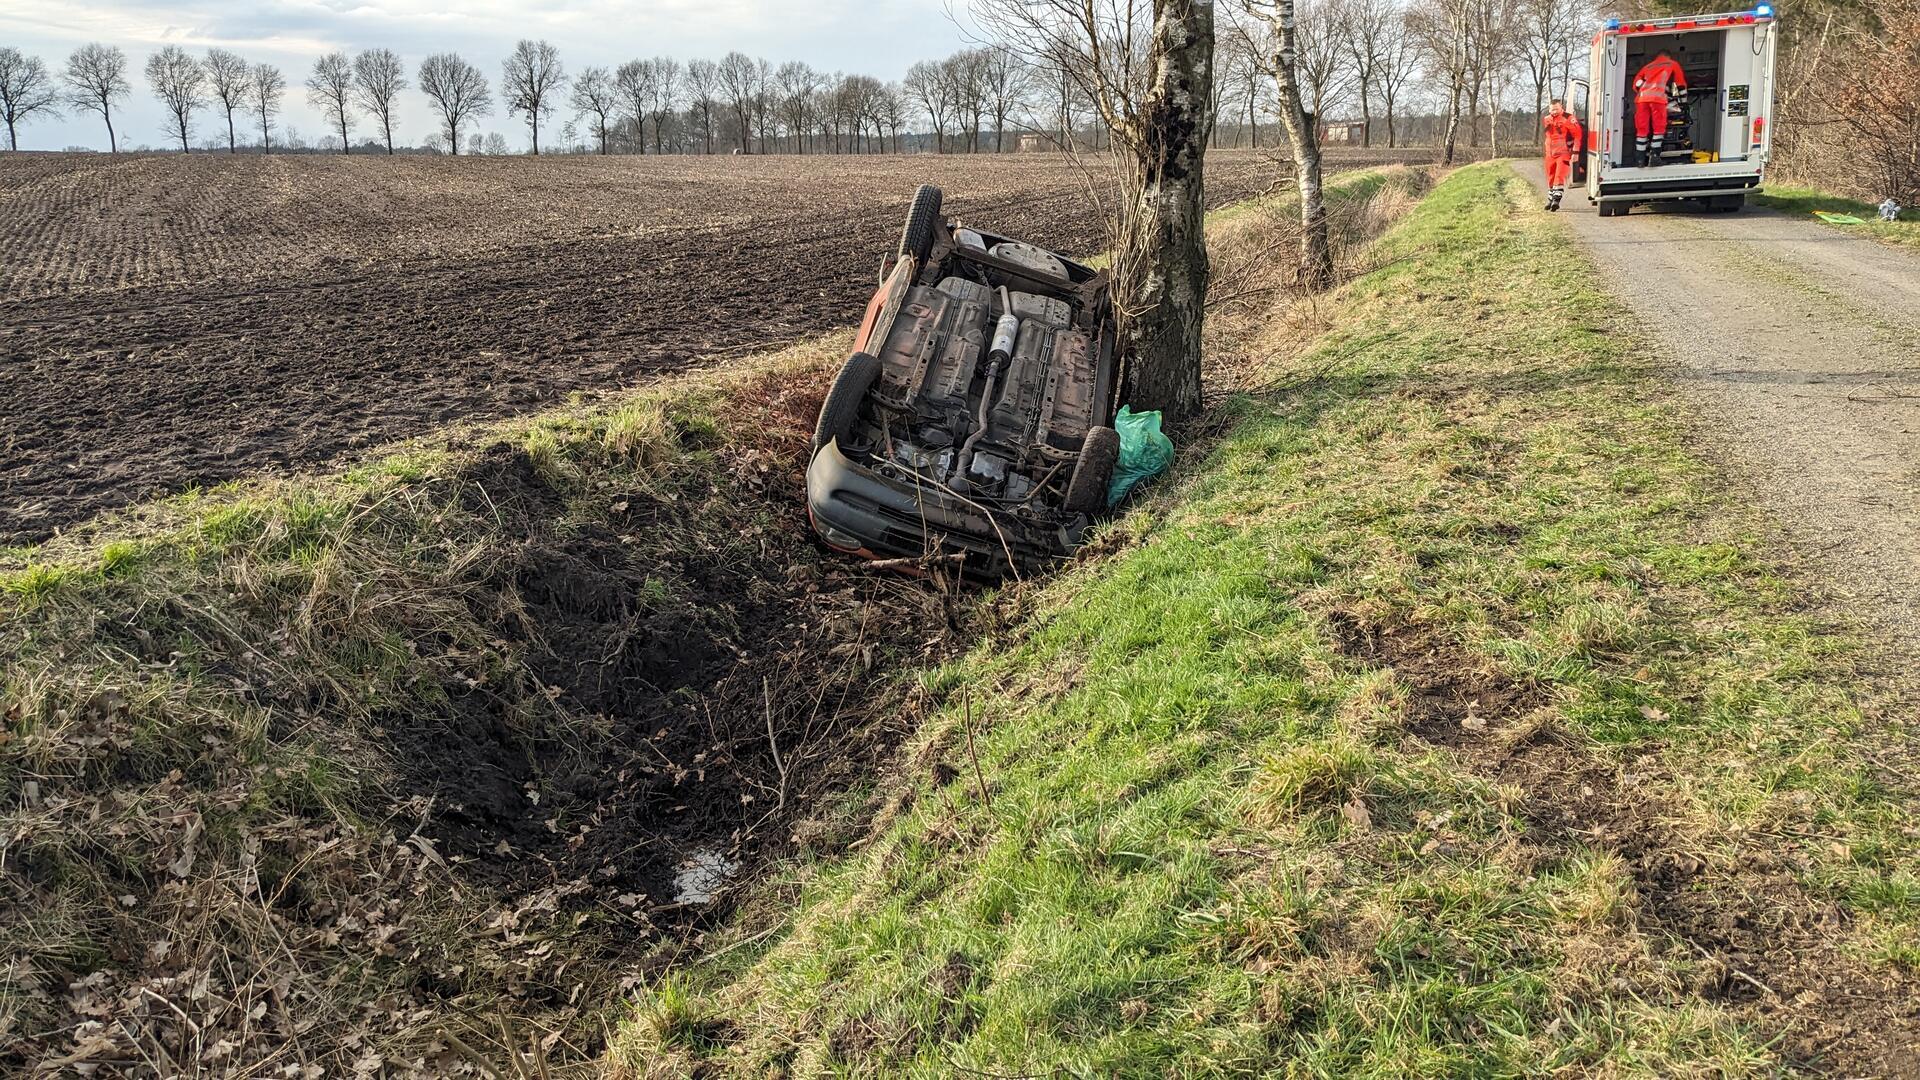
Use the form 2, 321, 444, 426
1524, 162, 1920, 656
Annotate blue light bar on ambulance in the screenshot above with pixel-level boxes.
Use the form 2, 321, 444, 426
1755, 3, 1771, 14
1607, 16, 1621, 27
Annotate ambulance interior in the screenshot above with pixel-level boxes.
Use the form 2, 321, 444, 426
1620, 33, 1722, 165
1610, 27, 1763, 168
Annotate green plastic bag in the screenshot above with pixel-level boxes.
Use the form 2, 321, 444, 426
1108, 405, 1174, 506
1813, 210, 1868, 225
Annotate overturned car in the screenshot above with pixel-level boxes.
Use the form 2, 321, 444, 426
806, 185, 1122, 576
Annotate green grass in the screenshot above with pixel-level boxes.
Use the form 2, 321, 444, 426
1755, 183, 1919, 248
610, 163, 1919, 1077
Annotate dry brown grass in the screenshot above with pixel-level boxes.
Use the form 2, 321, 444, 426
0, 332, 971, 1075
1199, 164, 1439, 398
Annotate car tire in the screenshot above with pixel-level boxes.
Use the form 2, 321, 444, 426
1065, 426, 1120, 514
814, 352, 882, 454
900, 184, 943, 264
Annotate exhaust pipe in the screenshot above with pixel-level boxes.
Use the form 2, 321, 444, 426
952, 287, 1020, 491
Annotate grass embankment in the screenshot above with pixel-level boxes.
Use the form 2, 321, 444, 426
1755, 183, 1920, 248
615, 163, 1920, 1077
0, 163, 1430, 1075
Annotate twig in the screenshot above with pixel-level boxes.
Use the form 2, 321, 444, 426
763, 677, 788, 813
964, 687, 991, 809
441, 1029, 506, 1079
864, 553, 968, 572
1684, 937, 1779, 998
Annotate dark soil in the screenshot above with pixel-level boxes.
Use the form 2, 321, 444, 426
0, 150, 1433, 546
385, 442, 915, 918
1328, 608, 1920, 1077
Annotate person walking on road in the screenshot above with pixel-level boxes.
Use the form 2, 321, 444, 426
1634, 52, 1688, 166
1543, 99, 1583, 211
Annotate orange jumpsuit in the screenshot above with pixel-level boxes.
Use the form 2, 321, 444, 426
1543, 111, 1583, 197
1633, 54, 1687, 162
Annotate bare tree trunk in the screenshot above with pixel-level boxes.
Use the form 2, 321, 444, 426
1120, 0, 1215, 421
1443, 81, 1462, 164
1266, 0, 1335, 291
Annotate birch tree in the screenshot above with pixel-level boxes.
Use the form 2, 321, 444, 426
975, 0, 1218, 419
1246, 0, 1336, 288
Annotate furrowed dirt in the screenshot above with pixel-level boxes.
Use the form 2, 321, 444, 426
0, 149, 1419, 546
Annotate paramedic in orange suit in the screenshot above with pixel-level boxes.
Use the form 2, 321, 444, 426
1542, 99, 1582, 211
1633, 52, 1688, 165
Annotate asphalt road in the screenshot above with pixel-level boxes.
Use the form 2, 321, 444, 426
1524, 161, 1920, 656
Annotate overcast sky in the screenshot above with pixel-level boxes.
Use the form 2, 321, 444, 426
1, 0, 975, 151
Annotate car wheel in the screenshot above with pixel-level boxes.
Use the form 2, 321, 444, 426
900, 184, 943, 264
1064, 426, 1119, 514
814, 352, 882, 454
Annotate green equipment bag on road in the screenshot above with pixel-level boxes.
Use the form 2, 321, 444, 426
1108, 405, 1174, 506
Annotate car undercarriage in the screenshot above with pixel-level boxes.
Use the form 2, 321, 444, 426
806, 185, 1122, 575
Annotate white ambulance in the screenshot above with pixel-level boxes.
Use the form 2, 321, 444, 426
1569, 6, 1779, 216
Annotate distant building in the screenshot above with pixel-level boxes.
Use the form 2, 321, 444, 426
1017, 133, 1050, 153
1322, 121, 1368, 144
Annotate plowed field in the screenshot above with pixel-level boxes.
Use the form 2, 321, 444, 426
0, 149, 1422, 544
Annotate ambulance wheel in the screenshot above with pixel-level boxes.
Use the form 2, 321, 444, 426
1710, 194, 1745, 214
1598, 202, 1627, 218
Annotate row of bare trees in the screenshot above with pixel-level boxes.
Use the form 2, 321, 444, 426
6, 1, 1591, 158
1209, 0, 1590, 155
0, 39, 569, 155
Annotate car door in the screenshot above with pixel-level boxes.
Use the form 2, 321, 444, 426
1567, 76, 1592, 185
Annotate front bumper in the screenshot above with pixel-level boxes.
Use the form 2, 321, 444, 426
806, 439, 1078, 576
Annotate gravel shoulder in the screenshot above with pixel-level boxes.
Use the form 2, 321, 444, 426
1525, 161, 1920, 657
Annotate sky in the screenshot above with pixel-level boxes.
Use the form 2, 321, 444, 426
0, 0, 976, 151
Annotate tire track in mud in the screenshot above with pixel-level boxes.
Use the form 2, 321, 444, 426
0, 153, 1312, 545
